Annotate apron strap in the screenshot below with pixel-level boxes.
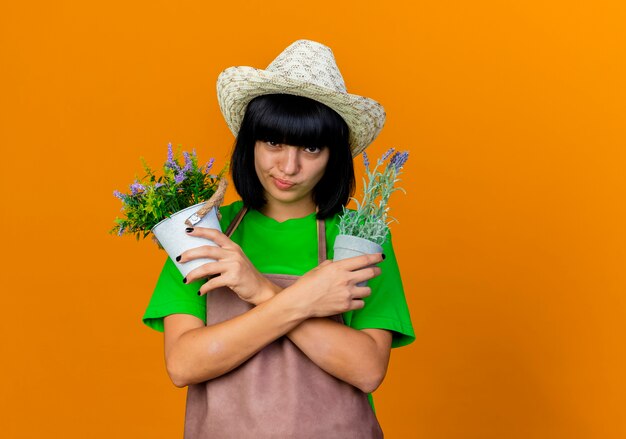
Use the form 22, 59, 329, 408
225, 206, 248, 238
317, 217, 327, 264
225, 205, 327, 264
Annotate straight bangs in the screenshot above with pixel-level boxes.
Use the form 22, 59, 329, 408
232, 93, 355, 218
248, 94, 348, 149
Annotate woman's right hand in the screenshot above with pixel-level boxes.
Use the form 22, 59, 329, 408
179, 227, 280, 305
286, 253, 384, 318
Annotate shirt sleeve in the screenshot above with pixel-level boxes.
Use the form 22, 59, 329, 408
142, 201, 243, 332
342, 232, 415, 348
142, 257, 207, 332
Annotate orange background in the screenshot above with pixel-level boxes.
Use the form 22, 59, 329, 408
1, 1, 625, 438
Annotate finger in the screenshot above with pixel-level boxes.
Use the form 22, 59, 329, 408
350, 299, 365, 311
185, 261, 228, 284
178, 244, 227, 263
334, 253, 384, 271
185, 227, 237, 249
351, 265, 382, 284
199, 274, 231, 295
351, 286, 372, 300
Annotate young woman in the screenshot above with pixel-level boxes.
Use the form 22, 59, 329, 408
143, 40, 414, 438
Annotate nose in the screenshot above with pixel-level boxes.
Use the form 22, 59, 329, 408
278, 146, 300, 175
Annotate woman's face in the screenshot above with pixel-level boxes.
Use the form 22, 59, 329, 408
254, 140, 330, 213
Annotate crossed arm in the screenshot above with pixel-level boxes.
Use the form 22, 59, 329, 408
163, 227, 392, 393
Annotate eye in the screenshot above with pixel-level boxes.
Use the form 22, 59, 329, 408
303, 145, 323, 154
266, 140, 280, 147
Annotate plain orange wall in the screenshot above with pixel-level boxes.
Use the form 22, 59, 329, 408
1, 1, 625, 438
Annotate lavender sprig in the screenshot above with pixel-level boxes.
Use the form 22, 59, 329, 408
130, 181, 145, 195
165, 142, 181, 173
174, 151, 194, 183
389, 151, 409, 171
205, 158, 215, 173
380, 147, 395, 163
338, 148, 409, 246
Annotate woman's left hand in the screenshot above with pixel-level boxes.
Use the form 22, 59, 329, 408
178, 227, 279, 305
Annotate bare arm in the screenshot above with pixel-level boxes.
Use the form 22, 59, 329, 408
276, 261, 392, 393
286, 321, 392, 393
164, 286, 306, 388
164, 227, 379, 387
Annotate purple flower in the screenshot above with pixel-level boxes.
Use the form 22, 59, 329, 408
130, 181, 145, 195
205, 158, 215, 173
173, 153, 192, 184
165, 142, 181, 172
117, 226, 125, 236
381, 148, 395, 163
362, 151, 370, 169
113, 190, 126, 200
389, 151, 409, 171
167, 142, 174, 163
182, 151, 193, 173
155, 182, 164, 189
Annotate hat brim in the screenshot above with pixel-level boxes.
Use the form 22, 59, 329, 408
217, 66, 386, 157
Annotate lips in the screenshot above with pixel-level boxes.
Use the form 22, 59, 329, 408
272, 177, 296, 190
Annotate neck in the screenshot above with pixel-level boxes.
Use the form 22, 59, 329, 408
260, 199, 317, 223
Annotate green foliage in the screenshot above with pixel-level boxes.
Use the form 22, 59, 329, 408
338, 149, 409, 246
110, 143, 227, 240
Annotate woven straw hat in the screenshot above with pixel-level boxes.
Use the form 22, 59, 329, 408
216, 39, 386, 157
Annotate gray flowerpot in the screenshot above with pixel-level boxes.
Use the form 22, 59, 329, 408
151, 203, 221, 277
333, 234, 383, 286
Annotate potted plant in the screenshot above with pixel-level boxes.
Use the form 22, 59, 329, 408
110, 143, 228, 276
334, 148, 409, 283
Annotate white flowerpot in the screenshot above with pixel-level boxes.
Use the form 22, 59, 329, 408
151, 202, 222, 277
333, 234, 383, 286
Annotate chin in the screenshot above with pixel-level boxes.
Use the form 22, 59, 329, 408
267, 191, 307, 205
